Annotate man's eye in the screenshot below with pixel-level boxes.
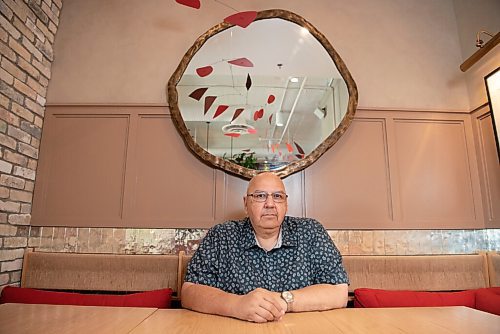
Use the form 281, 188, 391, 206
254, 193, 267, 200
272, 193, 284, 200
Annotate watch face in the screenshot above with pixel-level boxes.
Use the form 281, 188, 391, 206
282, 291, 294, 302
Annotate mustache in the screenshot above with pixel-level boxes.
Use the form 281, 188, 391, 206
262, 211, 277, 215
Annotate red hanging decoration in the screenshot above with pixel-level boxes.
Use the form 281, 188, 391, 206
175, 0, 201, 9
267, 94, 276, 104
231, 108, 244, 122
294, 141, 305, 155
213, 105, 229, 119
204, 96, 216, 115
224, 133, 240, 137
227, 57, 254, 67
253, 110, 259, 121
253, 108, 264, 121
245, 73, 252, 90
224, 11, 258, 28
196, 65, 213, 77
189, 87, 208, 101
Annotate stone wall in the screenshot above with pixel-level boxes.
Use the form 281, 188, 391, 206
27, 226, 500, 256
0, 0, 62, 287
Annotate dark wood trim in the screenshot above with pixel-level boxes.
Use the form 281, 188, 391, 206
460, 32, 499, 72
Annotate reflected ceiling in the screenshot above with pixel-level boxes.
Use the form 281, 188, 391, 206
168, 9, 357, 179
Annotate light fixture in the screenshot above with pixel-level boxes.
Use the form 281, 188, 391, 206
290, 77, 299, 83
460, 32, 499, 72
476, 30, 494, 48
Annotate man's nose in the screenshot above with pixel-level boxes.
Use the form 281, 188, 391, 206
264, 195, 276, 206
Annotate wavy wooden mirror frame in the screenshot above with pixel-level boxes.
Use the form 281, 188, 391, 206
167, 9, 358, 179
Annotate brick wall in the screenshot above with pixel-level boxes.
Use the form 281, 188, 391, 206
0, 0, 62, 288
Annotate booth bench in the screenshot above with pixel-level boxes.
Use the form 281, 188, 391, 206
1, 250, 499, 314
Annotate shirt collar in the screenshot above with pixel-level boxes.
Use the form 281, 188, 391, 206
254, 227, 283, 250
241, 216, 298, 250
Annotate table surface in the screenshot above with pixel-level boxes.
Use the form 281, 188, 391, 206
0, 303, 156, 334
1, 304, 499, 334
129, 306, 500, 334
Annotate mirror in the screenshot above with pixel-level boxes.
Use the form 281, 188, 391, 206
168, 9, 358, 179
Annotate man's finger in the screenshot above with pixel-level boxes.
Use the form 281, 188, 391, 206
252, 308, 273, 322
260, 299, 284, 319
263, 294, 287, 313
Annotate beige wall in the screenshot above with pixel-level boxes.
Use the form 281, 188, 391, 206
48, 0, 476, 111
37, 0, 500, 231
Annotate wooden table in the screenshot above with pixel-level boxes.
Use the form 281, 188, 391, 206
0, 303, 156, 334
129, 307, 500, 334
1, 304, 499, 333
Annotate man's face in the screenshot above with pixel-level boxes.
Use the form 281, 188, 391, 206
244, 173, 288, 233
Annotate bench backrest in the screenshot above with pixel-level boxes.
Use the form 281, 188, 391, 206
21, 251, 179, 294
487, 252, 500, 287
20, 250, 494, 297
178, 252, 192, 298
343, 254, 490, 292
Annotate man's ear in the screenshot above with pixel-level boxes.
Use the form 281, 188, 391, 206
243, 196, 248, 214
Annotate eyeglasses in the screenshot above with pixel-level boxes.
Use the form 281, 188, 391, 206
246, 191, 288, 203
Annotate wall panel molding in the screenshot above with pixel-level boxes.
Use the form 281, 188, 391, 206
32, 112, 130, 227
471, 106, 500, 227
305, 117, 396, 228
32, 105, 497, 229
391, 117, 481, 228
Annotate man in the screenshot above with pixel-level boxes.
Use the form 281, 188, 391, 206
182, 172, 348, 323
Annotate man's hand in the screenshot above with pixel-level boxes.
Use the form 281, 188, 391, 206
232, 288, 287, 323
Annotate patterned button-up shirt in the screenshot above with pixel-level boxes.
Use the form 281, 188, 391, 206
185, 216, 349, 294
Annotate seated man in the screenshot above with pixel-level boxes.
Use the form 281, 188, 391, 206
182, 172, 348, 322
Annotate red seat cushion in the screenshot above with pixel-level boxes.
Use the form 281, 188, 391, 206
0, 286, 173, 308
475, 287, 500, 316
354, 288, 476, 308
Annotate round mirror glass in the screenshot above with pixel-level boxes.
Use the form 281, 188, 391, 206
168, 9, 357, 179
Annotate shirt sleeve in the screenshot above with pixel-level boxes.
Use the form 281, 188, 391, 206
309, 220, 349, 285
184, 227, 221, 288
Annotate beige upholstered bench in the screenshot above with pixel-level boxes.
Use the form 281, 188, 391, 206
177, 253, 492, 293
21, 250, 181, 300
486, 252, 500, 287
18, 250, 497, 305
343, 253, 490, 292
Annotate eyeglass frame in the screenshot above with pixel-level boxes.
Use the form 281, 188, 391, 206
246, 191, 289, 203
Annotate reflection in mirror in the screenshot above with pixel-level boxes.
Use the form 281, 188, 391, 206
168, 10, 357, 179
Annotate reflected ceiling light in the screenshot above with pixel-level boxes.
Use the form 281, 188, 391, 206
314, 107, 327, 119
276, 111, 285, 127
222, 123, 255, 135
290, 77, 299, 83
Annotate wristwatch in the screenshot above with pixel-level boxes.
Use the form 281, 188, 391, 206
281, 291, 294, 312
